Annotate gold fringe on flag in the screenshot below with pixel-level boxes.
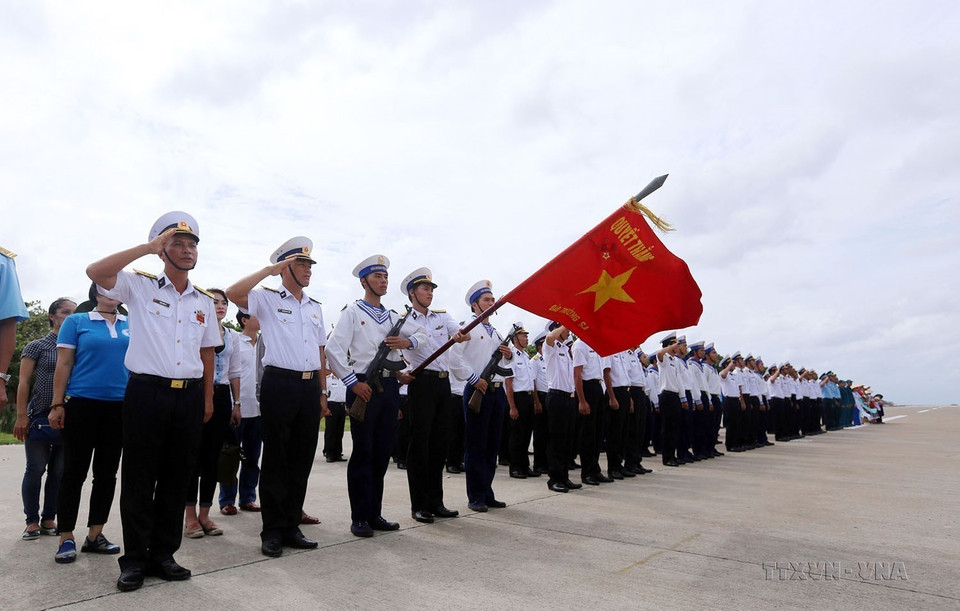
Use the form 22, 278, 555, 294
625, 197, 674, 233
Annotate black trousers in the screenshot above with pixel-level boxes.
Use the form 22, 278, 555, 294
347, 375, 399, 523
546, 389, 576, 485
323, 401, 346, 458
394, 394, 410, 463
405, 373, 451, 512
462, 383, 505, 505
723, 396, 742, 450
56, 397, 123, 534
186, 384, 232, 507
259, 369, 321, 541
625, 386, 648, 469
447, 392, 466, 468
605, 386, 631, 472
658, 390, 681, 464
118, 377, 202, 571
509, 390, 535, 471
532, 391, 549, 471
578, 380, 603, 479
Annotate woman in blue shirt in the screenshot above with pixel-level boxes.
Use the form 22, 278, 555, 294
48, 284, 129, 563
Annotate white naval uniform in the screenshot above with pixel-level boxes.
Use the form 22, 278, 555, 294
448, 316, 510, 387
507, 347, 536, 392
244, 284, 326, 372
571, 341, 603, 381
404, 308, 459, 373
543, 338, 574, 394
100, 269, 221, 377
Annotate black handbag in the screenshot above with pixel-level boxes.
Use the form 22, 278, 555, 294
217, 430, 242, 486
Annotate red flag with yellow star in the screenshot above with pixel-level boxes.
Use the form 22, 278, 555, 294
503, 181, 702, 356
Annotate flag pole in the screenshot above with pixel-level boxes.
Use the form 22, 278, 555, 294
408, 175, 668, 376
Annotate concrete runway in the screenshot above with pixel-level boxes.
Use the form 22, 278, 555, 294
0, 404, 957, 610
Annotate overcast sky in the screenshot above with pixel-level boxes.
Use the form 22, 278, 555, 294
3, 1, 958, 405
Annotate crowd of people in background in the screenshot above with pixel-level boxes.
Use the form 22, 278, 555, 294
0, 214, 888, 593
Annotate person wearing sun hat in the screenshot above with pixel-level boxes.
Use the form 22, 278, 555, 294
226, 236, 327, 558
87, 211, 220, 592
325, 255, 426, 537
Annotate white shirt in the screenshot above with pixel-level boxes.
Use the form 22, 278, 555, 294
214, 327, 243, 385
720, 368, 742, 398
602, 351, 631, 388
326, 300, 427, 386
571, 341, 603, 381
645, 366, 660, 406
739, 367, 759, 396
657, 352, 685, 394
686, 358, 708, 397
543, 337, 574, 393
101, 269, 221, 378
236, 334, 261, 418
403, 308, 459, 372
327, 374, 347, 403
245, 285, 326, 371
703, 361, 722, 396
506, 346, 536, 392
626, 350, 646, 387
448, 316, 509, 385
532, 353, 548, 393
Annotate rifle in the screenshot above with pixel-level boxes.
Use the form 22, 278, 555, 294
348, 305, 413, 422
466, 322, 522, 413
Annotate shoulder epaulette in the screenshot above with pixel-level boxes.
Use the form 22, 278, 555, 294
195, 287, 215, 299
432, 309, 446, 314
390, 309, 398, 315
133, 269, 157, 279
341, 303, 349, 311
310, 296, 322, 304
0, 246, 16, 258
262, 285, 280, 293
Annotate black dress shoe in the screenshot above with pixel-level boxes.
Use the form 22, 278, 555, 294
445, 464, 462, 474
581, 476, 600, 485
524, 468, 540, 478
396, 461, 407, 470
351, 521, 374, 537
509, 470, 527, 479
635, 466, 653, 474
547, 481, 568, 493
568, 460, 581, 469
595, 473, 614, 483
498, 457, 510, 466
663, 459, 680, 467
620, 468, 637, 478
640, 449, 655, 458
412, 510, 435, 524
325, 455, 337, 463
370, 516, 400, 531
609, 470, 624, 480
486, 499, 507, 509
712, 450, 725, 456
563, 480, 582, 490
145, 558, 191, 581
431, 505, 459, 518
116, 568, 144, 592
283, 530, 319, 549
467, 501, 488, 512
261, 539, 282, 557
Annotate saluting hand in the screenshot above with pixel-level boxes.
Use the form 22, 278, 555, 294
145, 229, 175, 255
267, 261, 289, 276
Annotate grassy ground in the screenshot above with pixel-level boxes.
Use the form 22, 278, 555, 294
0, 432, 22, 445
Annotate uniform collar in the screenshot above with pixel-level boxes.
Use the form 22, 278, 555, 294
157, 270, 197, 296
88, 311, 127, 322
274, 283, 309, 302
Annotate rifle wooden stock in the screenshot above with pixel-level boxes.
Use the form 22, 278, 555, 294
467, 388, 483, 413
348, 395, 368, 421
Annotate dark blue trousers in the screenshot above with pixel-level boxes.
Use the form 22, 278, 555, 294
463, 383, 505, 505
347, 376, 399, 523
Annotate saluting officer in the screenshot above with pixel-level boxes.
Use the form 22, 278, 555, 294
542, 323, 581, 493
504, 324, 539, 480
399, 267, 465, 523
656, 332, 687, 467
326, 255, 426, 537
226, 237, 328, 558
87, 212, 220, 592
448, 280, 513, 512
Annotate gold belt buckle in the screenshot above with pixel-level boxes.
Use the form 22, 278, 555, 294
302, 371, 313, 380
569, 392, 575, 398
439, 371, 448, 378
170, 379, 185, 389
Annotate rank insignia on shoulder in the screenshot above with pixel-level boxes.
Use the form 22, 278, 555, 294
263, 286, 280, 293
0, 246, 17, 258
432, 309, 446, 314
196, 287, 215, 299
309, 296, 321, 304
134, 269, 158, 279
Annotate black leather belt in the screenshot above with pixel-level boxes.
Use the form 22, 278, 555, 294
516, 390, 533, 395
549, 388, 575, 398
419, 370, 449, 379
130, 372, 202, 390
491, 381, 502, 389
264, 366, 319, 380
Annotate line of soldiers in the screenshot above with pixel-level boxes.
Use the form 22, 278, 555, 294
11, 210, 878, 593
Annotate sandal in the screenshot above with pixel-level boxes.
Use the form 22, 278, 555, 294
22, 528, 40, 541
184, 521, 204, 539
40, 523, 59, 536
200, 520, 223, 536
220, 504, 238, 516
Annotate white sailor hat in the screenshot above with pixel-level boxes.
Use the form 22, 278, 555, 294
731, 351, 743, 360
353, 254, 390, 279
149, 211, 200, 242
514, 322, 529, 334
745, 354, 755, 361
660, 331, 677, 346
532, 330, 547, 346
704, 342, 716, 354
688, 340, 704, 351
720, 355, 733, 368
465, 279, 493, 306
270, 236, 316, 264
677, 335, 687, 345
756, 355, 764, 363
400, 267, 437, 295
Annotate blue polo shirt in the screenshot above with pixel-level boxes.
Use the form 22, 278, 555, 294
0, 253, 29, 322
57, 312, 130, 401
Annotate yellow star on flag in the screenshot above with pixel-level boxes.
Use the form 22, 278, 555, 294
578, 267, 637, 311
